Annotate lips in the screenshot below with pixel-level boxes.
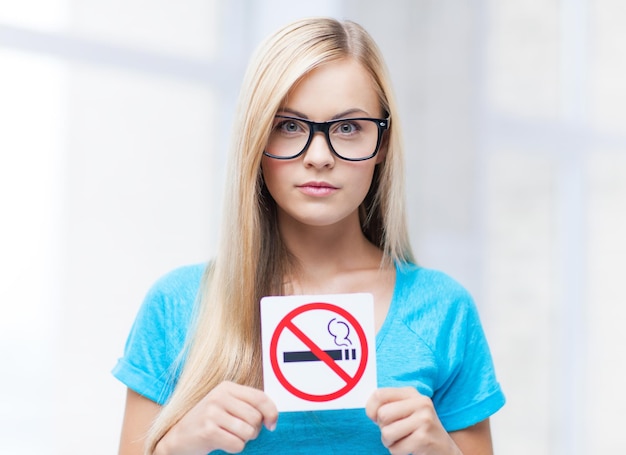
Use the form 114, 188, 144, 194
298, 181, 338, 189
296, 181, 339, 196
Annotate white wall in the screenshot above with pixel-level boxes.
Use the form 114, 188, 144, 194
1, 1, 625, 453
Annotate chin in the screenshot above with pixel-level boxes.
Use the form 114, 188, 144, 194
293, 212, 356, 229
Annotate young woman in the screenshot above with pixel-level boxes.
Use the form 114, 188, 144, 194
114, 17, 505, 455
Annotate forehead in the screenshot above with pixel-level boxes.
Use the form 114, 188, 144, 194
280, 58, 381, 119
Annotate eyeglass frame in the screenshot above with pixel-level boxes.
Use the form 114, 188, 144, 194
263, 115, 390, 162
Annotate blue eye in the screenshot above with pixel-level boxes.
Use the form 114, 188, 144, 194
345, 123, 357, 133
332, 121, 361, 136
275, 119, 306, 135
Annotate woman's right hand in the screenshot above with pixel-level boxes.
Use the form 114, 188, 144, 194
154, 381, 278, 455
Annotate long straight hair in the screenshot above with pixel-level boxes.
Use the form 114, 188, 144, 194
145, 17, 414, 453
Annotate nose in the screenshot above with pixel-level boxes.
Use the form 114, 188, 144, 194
302, 131, 335, 168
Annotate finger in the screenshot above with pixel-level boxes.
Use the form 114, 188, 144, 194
217, 408, 261, 443
386, 435, 418, 455
222, 399, 264, 434
210, 426, 248, 454
225, 383, 279, 431
379, 413, 419, 449
254, 394, 278, 431
194, 406, 250, 454
366, 387, 418, 421
375, 396, 422, 426
365, 389, 384, 420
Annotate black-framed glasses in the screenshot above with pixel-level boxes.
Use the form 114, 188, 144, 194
264, 115, 389, 161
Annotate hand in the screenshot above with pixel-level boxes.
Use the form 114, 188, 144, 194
366, 387, 461, 455
155, 381, 278, 455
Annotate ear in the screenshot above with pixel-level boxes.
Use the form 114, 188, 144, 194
375, 130, 389, 164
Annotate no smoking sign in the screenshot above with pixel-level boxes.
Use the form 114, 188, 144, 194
261, 293, 377, 412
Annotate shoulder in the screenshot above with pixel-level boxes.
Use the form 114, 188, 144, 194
394, 262, 476, 322
396, 263, 471, 296
382, 263, 505, 430
138, 263, 207, 338
112, 263, 208, 404
145, 263, 207, 303
390, 262, 483, 367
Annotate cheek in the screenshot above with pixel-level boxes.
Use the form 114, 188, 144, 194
354, 165, 377, 197
261, 157, 285, 196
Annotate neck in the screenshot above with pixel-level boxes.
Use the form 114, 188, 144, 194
277, 210, 386, 292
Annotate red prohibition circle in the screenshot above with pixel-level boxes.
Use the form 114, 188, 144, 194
269, 302, 369, 402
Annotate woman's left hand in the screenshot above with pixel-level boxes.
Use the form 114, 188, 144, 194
365, 387, 462, 455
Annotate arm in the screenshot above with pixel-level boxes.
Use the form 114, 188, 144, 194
118, 388, 162, 455
366, 387, 493, 455
450, 419, 493, 455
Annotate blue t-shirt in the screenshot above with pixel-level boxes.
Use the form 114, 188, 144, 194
112, 263, 505, 454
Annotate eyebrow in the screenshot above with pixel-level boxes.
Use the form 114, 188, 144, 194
277, 107, 371, 120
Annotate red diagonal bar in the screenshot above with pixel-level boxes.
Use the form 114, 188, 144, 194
285, 320, 352, 384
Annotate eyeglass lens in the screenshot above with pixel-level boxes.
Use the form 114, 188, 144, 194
266, 117, 382, 160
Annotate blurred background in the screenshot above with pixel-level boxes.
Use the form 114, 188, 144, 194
1, 0, 625, 453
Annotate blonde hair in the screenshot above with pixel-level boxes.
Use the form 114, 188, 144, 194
145, 17, 414, 453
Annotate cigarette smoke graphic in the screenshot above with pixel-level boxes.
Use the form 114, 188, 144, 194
327, 318, 352, 346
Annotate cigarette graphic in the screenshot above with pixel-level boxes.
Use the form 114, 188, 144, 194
283, 349, 357, 363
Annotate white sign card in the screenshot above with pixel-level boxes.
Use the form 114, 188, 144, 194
260, 293, 377, 412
